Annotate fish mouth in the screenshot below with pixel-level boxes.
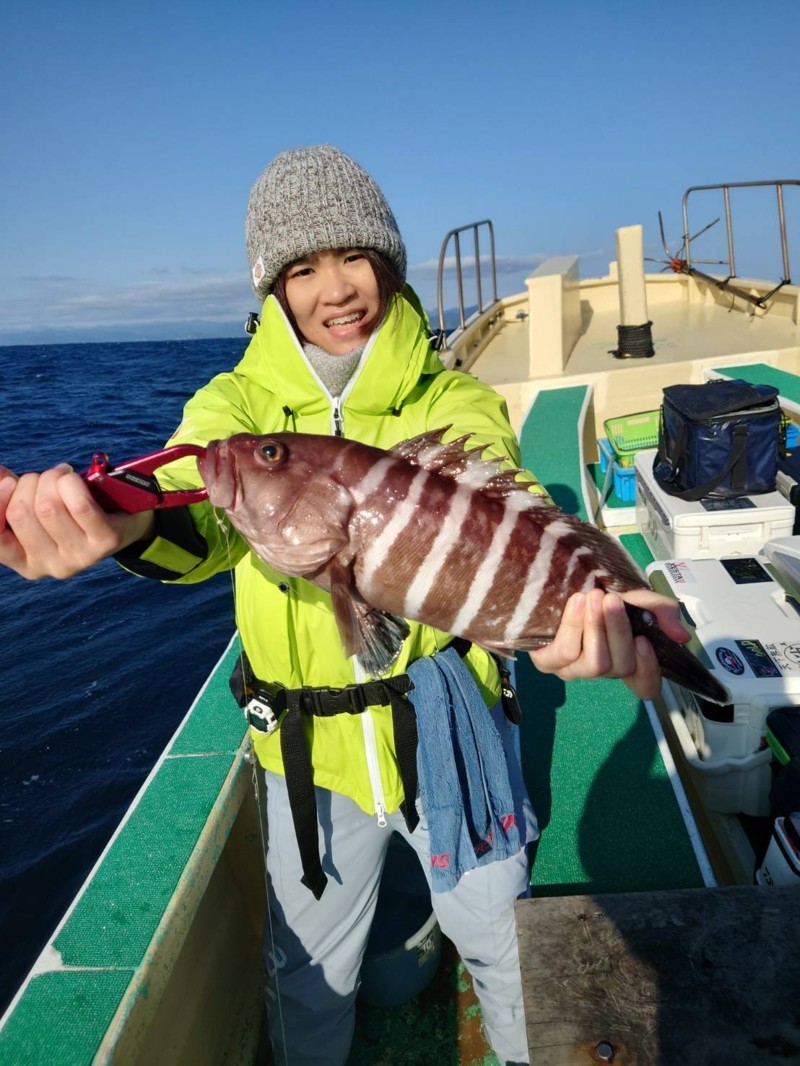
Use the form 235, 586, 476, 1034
197, 439, 240, 510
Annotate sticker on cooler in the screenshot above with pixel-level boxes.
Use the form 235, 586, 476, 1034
716, 647, 746, 675
646, 553, 800, 816
713, 639, 785, 678
763, 642, 800, 675
735, 639, 782, 677
665, 560, 695, 584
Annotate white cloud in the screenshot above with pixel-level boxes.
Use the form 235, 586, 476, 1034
0, 272, 254, 338
410, 253, 551, 277
1, 247, 618, 343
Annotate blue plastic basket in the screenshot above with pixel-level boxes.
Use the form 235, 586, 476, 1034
597, 437, 638, 503
612, 464, 637, 502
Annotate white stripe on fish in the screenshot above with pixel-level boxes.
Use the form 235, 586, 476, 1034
404, 482, 473, 620
359, 465, 431, 601
503, 515, 568, 644
450, 491, 533, 637
348, 453, 397, 507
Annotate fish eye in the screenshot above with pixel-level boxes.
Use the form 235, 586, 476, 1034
259, 441, 285, 464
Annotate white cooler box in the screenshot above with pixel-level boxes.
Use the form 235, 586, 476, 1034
755, 814, 800, 886
635, 448, 794, 561
647, 551, 800, 816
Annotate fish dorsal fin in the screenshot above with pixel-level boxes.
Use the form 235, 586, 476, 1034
389, 426, 456, 467
391, 427, 552, 502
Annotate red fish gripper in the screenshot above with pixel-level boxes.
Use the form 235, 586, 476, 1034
81, 444, 208, 513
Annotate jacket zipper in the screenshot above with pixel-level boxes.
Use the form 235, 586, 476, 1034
332, 398, 344, 437
361, 712, 388, 827
328, 329, 377, 437
329, 352, 386, 824
353, 652, 388, 826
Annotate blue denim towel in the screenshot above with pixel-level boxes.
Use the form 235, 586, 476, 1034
408, 647, 522, 892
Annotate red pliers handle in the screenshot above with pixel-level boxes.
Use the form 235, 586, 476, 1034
81, 444, 209, 514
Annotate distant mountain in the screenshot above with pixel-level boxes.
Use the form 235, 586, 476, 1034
427, 304, 479, 333
0, 319, 249, 347
1, 307, 477, 348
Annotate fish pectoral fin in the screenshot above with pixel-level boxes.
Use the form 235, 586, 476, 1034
515, 636, 552, 651
475, 641, 519, 659
352, 605, 410, 677
328, 561, 410, 676
476, 635, 553, 657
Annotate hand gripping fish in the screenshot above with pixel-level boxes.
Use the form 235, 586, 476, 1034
197, 428, 729, 703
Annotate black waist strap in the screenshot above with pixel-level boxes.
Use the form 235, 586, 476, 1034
231, 637, 495, 899
280, 674, 418, 899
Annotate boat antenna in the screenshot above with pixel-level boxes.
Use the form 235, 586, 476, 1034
646, 211, 779, 309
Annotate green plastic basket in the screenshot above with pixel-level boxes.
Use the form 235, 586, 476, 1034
603, 409, 660, 467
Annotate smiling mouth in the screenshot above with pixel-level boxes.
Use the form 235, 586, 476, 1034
325, 311, 366, 328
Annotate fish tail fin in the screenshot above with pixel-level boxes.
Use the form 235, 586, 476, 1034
625, 604, 730, 705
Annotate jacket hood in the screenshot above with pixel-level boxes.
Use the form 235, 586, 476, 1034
234, 286, 444, 418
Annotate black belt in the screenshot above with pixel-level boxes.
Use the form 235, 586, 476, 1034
229, 651, 452, 898
279, 674, 419, 899
229, 637, 520, 899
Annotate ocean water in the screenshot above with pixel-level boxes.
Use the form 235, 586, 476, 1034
0, 338, 247, 1015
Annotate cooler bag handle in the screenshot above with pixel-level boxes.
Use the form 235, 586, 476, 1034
654, 423, 749, 501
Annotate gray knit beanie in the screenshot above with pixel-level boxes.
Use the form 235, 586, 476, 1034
245, 145, 407, 302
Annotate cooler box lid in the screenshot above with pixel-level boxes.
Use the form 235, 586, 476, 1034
635, 450, 794, 531
646, 554, 800, 702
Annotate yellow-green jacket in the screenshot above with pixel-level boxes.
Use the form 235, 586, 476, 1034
122, 289, 544, 817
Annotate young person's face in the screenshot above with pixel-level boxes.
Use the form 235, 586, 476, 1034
283, 249, 380, 355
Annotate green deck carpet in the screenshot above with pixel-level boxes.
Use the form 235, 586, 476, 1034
0, 972, 133, 1066
713, 362, 800, 405
521, 385, 591, 519
0, 638, 246, 1064
518, 386, 704, 895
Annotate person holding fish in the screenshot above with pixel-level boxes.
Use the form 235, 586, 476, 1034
0, 145, 690, 1066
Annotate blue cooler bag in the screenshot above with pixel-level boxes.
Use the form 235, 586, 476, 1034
653, 378, 782, 500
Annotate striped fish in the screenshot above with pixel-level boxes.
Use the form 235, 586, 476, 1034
198, 428, 729, 703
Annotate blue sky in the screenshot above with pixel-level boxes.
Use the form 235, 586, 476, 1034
2, 0, 799, 345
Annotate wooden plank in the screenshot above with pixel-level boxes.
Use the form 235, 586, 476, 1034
516, 886, 800, 1065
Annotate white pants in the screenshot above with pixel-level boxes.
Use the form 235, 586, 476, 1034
261, 761, 534, 1066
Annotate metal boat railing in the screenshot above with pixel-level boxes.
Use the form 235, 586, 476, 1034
683, 179, 800, 283
436, 220, 499, 342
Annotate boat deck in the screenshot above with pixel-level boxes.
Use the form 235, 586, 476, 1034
569, 299, 800, 379
471, 275, 800, 429
517, 386, 710, 897
4, 261, 800, 1064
